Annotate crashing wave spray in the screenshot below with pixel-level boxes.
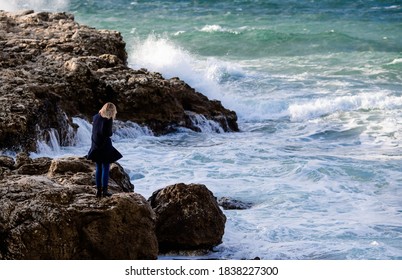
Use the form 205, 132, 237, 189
0, 0, 70, 12
127, 34, 252, 120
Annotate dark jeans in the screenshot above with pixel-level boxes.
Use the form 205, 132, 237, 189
95, 162, 110, 189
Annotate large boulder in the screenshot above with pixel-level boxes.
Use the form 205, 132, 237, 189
0, 155, 157, 260
148, 183, 226, 253
0, 10, 238, 153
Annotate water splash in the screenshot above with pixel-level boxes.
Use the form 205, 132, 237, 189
35, 128, 62, 156
113, 120, 154, 140
186, 112, 224, 133
127, 34, 241, 109
0, 0, 70, 12
31, 118, 155, 157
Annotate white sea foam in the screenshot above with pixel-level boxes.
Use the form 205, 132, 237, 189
199, 24, 239, 34
387, 58, 402, 65
288, 92, 402, 122
127, 34, 295, 122
127, 34, 402, 127
0, 0, 70, 12
199, 24, 242, 34
200, 24, 224, 32
126, 34, 303, 124
0, 1, 14, 11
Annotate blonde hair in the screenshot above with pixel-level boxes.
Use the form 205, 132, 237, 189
99, 102, 117, 119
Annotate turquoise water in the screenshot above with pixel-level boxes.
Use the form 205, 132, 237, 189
2, 0, 402, 259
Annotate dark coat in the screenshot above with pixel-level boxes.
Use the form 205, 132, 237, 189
87, 113, 122, 163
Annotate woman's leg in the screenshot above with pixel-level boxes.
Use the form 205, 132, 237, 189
101, 162, 110, 188
95, 162, 102, 197
101, 162, 111, 197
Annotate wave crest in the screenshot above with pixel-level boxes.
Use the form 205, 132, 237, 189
288, 92, 402, 121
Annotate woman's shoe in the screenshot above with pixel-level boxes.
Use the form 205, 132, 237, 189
102, 187, 112, 197
103, 192, 112, 197
96, 187, 102, 198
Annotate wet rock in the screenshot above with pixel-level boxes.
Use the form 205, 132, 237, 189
0, 156, 156, 260
16, 157, 52, 175
15, 152, 32, 168
148, 183, 226, 253
0, 154, 230, 259
0, 156, 15, 169
0, 177, 157, 259
218, 197, 253, 210
47, 156, 134, 193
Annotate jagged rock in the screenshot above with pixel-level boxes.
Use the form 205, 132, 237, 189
148, 183, 226, 253
0, 156, 15, 169
0, 155, 14, 179
0, 10, 238, 153
0, 177, 157, 259
1, 154, 229, 259
0, 156, 156, 260
15, 152, 32, 168
16, 157, 52, 175
218, 197, 253, 210
3, 155, 133, 194
47, 156, 134, 193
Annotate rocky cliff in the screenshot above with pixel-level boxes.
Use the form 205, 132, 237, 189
0, 10, 238, 152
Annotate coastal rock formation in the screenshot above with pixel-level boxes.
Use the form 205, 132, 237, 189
148, 183, 226, 253
0, 155, 156, 259
1, 153, 133, 193
218, 197, 253, 210
0, 10, 238, 152
47, 156, 134, 194
1, 156, 228, 259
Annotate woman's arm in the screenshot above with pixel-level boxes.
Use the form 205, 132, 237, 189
103, 118, 113, 137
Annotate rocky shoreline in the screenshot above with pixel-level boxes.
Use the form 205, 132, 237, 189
0, 10, 244, 260
0, 10, 238, 153
0, 154, 228, 259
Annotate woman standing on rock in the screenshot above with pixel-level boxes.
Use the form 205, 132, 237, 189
87, 102, 122, 197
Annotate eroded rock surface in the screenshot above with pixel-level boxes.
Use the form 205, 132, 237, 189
1, 155, 228, 259
149, 183, 226, 253
0, 155, 157, 260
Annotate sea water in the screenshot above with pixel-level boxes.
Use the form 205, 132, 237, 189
1, 0, 401, 260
